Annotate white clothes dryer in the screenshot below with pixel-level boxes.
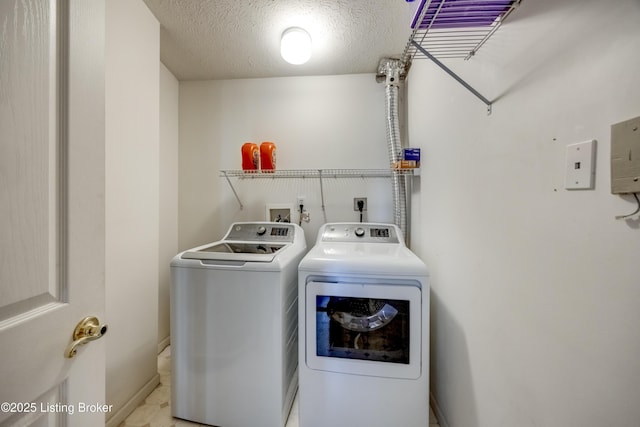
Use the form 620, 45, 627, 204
298, 223, 429, 427
171, 222, 306, 427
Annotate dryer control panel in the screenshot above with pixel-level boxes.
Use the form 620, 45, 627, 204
319, 223, 401, 244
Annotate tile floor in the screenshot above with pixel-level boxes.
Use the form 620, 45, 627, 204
119, 346, 441, 427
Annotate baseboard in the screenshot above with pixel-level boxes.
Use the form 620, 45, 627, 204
430, 392, 449, 427
157, 335, 170, 354
106, 373, 160, 427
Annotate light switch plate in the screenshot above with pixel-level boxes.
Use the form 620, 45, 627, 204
565, 140, 596, 190
611, 116, 640, 194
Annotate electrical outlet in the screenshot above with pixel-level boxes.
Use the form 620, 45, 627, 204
297, 196, 305, 206
353, 197, 367, 211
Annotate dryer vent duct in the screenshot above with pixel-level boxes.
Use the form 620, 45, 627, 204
377, 58, 410, 245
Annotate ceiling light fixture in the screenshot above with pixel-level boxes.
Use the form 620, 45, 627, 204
280, 27, 312, 65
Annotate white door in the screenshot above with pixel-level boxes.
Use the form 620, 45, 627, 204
0, 0, 106, 426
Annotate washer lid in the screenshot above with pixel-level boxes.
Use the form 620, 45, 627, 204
181, 242, 286, 262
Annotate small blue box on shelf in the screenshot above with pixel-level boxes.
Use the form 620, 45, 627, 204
403, 148, 421, 163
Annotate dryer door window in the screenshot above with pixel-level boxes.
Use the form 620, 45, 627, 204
315, 296, 410, 364
306, 281, 422, 379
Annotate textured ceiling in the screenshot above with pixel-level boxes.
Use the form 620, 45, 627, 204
142, 0, 420, 81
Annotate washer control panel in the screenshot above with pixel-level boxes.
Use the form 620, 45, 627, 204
224, 223, 294, 242
320, 223, 400, 244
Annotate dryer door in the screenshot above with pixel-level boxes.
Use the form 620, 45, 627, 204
305, 281, 422, 379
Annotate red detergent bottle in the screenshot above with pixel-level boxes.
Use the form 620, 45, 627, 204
241, 142, 259, 171
260, 142, 276, 172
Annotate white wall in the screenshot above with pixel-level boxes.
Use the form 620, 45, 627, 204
158, 63, 179, 352
408, 0, 640, 426
179, 74, 396, 250
105, 0, 160, 424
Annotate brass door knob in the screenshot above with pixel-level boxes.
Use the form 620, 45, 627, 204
65, 316, 108, 358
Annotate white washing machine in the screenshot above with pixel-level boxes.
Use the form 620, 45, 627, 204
170, 222, 306, 427
298, 222, 429, 427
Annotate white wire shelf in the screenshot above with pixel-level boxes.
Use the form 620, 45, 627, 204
219, 169, 418, 179
403, 0, 521, 63
398, 0, 522, 114
219, 169, 419, 210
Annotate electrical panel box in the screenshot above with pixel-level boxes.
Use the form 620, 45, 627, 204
611, 116, 640, 194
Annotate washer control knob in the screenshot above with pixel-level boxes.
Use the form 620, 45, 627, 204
355, 227, 365, 237
256, 226, 267, 236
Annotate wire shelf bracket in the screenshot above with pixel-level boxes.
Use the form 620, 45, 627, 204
411, 40, 492, 114
222, 170, 244, 210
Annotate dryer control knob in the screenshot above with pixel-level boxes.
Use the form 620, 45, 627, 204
257, 226, 267, 235
355, 227, 365, 237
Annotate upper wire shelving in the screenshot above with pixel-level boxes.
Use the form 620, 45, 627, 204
401, 0, 522, 113
403, 0, 521, 62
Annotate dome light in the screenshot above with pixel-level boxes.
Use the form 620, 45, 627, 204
280, 27, 312, 65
